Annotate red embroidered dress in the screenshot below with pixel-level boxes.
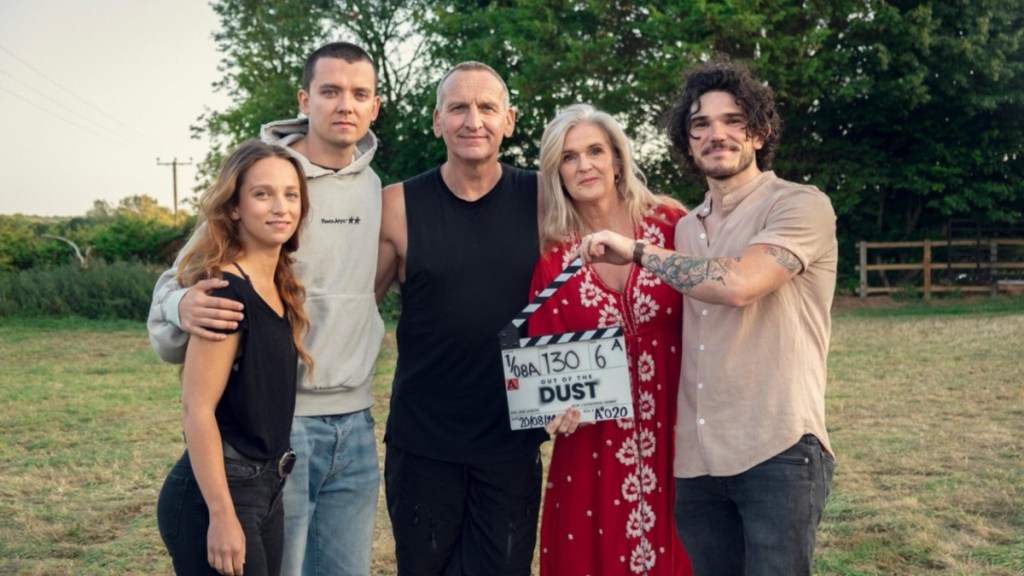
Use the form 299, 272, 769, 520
531, 208, 692, 576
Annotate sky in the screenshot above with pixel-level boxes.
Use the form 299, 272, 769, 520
0, 0, 231, 217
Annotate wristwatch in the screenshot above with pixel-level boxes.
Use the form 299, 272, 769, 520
632, 239, 649, 265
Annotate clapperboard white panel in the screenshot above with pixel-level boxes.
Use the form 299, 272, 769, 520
498, 257, 634, 431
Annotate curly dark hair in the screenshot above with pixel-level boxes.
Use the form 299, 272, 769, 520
665, 57, 782, 174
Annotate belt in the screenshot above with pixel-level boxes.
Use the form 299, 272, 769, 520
222, 441, 296, 479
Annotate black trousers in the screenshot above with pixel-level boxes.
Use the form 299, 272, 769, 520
385, 444, 543, 576
157, 450, 286, 576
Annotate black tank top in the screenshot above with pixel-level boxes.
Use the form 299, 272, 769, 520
385, 164, 548, 462
212, 268, 297, 460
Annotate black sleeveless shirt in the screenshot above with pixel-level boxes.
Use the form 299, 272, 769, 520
212, 270, 297, 460
385, 164, 548, 462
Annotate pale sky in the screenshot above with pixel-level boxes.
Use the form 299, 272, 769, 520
0, 0, 231, 217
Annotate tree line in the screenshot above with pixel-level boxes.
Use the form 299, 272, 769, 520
192, 0, 1023, 289
0, 196, 192, 272
5, 0, 1020, 288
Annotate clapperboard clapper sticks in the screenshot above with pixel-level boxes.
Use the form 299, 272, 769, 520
498, 257, 634, 430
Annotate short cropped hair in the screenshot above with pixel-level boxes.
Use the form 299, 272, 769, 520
302, 42, 377, 91
435, 61, 511, 110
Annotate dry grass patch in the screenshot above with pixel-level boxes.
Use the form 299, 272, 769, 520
1, 298, 1021, 575
819, 309, 1024, 575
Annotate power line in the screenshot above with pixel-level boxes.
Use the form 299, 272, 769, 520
0, 84, 149, 156
0, 42, 163, 148
0, 68, 156, 154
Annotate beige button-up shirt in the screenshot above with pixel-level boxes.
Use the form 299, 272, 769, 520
673, 171, 837, 478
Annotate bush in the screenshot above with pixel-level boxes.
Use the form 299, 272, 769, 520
0, 261, 162, 321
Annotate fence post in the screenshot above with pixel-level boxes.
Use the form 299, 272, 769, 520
923, 239, 932, 300
990, 240, 999, 297
859, 241, 868, 299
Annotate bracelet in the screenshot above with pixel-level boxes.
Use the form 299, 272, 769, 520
633, 239, 649, 265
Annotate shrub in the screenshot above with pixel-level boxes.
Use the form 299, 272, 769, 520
0, 261, 162, 321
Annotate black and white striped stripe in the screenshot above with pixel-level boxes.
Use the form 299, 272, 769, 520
499, 257, 623, 349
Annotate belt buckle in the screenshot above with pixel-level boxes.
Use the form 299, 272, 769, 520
277, 449, 296, 478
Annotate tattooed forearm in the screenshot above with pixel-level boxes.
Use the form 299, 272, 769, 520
647, 253, 733, 293
764, 246, 801, 274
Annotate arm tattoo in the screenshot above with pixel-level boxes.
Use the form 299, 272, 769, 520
646, 253, 733, 293
764, 246, 801, 274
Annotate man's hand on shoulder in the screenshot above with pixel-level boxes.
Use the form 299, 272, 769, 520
179, 277, 244, 340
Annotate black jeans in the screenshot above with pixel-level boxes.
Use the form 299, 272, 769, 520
385, 444, 543, 576
157, 450, 287, 576
674, 435, 834, 576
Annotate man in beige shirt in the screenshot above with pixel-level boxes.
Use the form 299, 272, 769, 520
581, 58, 837, 575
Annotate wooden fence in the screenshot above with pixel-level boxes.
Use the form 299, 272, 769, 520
856, 239, 1024, 299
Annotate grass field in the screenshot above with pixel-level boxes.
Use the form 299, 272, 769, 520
1, 297, 1022, 575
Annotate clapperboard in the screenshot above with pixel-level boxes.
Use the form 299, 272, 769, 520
498, 257, 634, 431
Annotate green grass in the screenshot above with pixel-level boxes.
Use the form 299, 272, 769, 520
1, 296, 1022, 575
836, 293, 1024, 318
817, 298, 1024, 575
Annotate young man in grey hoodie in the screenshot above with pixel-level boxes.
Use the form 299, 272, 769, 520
148, 42, 383, 576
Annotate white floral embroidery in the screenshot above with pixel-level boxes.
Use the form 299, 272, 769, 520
621, 471, 641, 502
637, 352, 655, 383
579, 276, 604, 308
636, 267, 661, 288
633, 291, 659, 324
625, 505, 644, 538
638, 390, 655, 421
636, 222, 666, 288
638, 500, 655, 532
561, 248, 577, 269
642, 222, 665, 248
615, 436, 638, 465
639, 428, 656, 458
598, 302, 623, 328
616, 417, 635, 430
629, 537, 657, 573
640, 464, 658, 494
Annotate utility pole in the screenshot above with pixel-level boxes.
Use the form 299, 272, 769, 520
156, 157, 193, 224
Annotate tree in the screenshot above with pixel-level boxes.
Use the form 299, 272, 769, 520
87, 195, 188, 263
40, 234, 92, 269
193, 0, 1024, 286
193, 0, 437, 190
192, 0, 338, 189
333, 0, 440, 183
420, 0, 710, 202
791, 0, 1024, 243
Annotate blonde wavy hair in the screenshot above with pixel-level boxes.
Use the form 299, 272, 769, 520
538, 104, 682, 249
176, 140, 313, 373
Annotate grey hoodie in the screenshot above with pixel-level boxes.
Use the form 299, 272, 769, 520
147, 118, 385, 416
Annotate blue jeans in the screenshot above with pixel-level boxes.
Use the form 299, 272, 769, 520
157, 450, 286, 576
280, 410, 379, 576
674, 435, 834, 576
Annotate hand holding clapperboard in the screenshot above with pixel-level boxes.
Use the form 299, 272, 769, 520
498, 257, 634, 430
